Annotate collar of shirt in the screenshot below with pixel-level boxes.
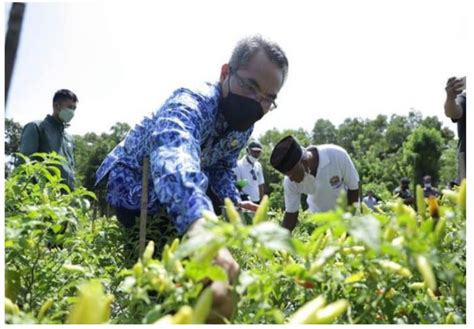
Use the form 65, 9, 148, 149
315, 146, 329, 172
45, 114, 65, 132
245, 155, 255, 167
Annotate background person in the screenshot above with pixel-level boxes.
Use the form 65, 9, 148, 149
233, 141, 265, 203
444, 76, 466, 182
18, 89, 78, 190
270, 135, 359, 232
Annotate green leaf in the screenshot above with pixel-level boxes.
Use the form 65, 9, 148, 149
250, 222, 294, 252
184, 260, 227, 282
284, 263, 306, 277
51, 224, 63, 234
292, 239, 308, 255
143, 305, 164, 324
236, 271, 258, 294
236, 179, 248, 189
348, 215, 380, 251
175, 231, 222, 260
308, 212, 341, 225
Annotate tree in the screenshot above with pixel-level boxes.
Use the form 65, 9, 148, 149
73, 122, 131, 217
109, 122, 131, 144
385, 114, 412, 153
438, 139, 458, 187
311, 119, 337, 145
4, 118, 23, 177
5, 118, 22, 156
402, 126, 444, 188
336, 118, 366, 154
421, 115, 455, 142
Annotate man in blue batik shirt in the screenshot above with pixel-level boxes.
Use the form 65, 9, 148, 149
95, 35, 289, 322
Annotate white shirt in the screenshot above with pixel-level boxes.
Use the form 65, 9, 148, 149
362, 195, 377, 209
284, 144, 359, 213
233, 156, 265, 202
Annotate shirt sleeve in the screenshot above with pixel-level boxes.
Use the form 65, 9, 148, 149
206, 151, 241, 205
19, 122, 40, 157
341, 150, 359, 190
150, 94, 214, 234
284, 176, 301, 213
452, 94, 466, 123
233, 162, 241, 180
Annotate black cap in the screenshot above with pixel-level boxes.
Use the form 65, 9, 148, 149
270, 135, 303, 173
248, 141, 263, 151
401, 177, 410, 183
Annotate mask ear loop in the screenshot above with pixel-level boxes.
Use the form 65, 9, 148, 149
227, 66, 233, 94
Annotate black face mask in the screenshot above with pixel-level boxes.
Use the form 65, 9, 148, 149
220, 91, 264, 131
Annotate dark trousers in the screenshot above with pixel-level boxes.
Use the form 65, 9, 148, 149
113, 186, 224, 262
115, 185, 225, 227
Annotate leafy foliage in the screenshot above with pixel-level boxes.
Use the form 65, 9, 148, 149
5, 155, 466, 324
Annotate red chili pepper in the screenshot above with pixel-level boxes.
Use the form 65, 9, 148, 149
295, 278, 316, 289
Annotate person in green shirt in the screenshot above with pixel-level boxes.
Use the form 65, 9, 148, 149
18, 89, 78, 190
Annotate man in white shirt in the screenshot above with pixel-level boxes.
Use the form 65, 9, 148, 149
233, 141, 265, 203
362, 190, 377, 209
270, 135, 360, 232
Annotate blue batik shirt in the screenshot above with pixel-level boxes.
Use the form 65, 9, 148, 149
95, 82, 252, 234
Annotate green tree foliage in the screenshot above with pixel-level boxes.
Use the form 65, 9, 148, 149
402, 126, 444, 187
311, 119, 337, 144
4, 118, 23, 176
421, 115, 455, 141
336, 118, 366, 154
5, 117, 23, 155
73, 122, 131, 216
438, 139, 458, 186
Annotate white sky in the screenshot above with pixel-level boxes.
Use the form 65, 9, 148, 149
2, 0, 471, 140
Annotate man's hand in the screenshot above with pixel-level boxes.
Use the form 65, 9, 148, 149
186, 219, 239, 284
206, 281, 235, 323
186, 218, 240, 323
238, 200, 259, 212
282, 211, 299, 232
205, 248, 240, 323
214, 247, 240, 284
445, 77, 464, 100
444, 77, 464, 120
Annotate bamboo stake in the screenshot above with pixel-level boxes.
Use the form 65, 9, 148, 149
139, 156, 150, 257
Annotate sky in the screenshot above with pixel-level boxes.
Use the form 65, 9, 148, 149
2, 0, 470, 141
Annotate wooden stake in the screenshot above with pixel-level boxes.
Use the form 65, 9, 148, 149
139, 156, 150, 257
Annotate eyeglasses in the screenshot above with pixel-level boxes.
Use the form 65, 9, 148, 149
230, 69, 278, 112
250, 169, 257, 180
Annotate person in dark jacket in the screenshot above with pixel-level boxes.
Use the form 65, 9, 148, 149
444, 76, 466, 183
393, 177, 414, 205
422, 175, 439, 198
18, 89, 78, 190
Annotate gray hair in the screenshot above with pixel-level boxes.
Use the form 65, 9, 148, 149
229, 35, 289, 84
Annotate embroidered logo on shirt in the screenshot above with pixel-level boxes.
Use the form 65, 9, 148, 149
329, 175, 342, 188
230, 139, 239, 148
